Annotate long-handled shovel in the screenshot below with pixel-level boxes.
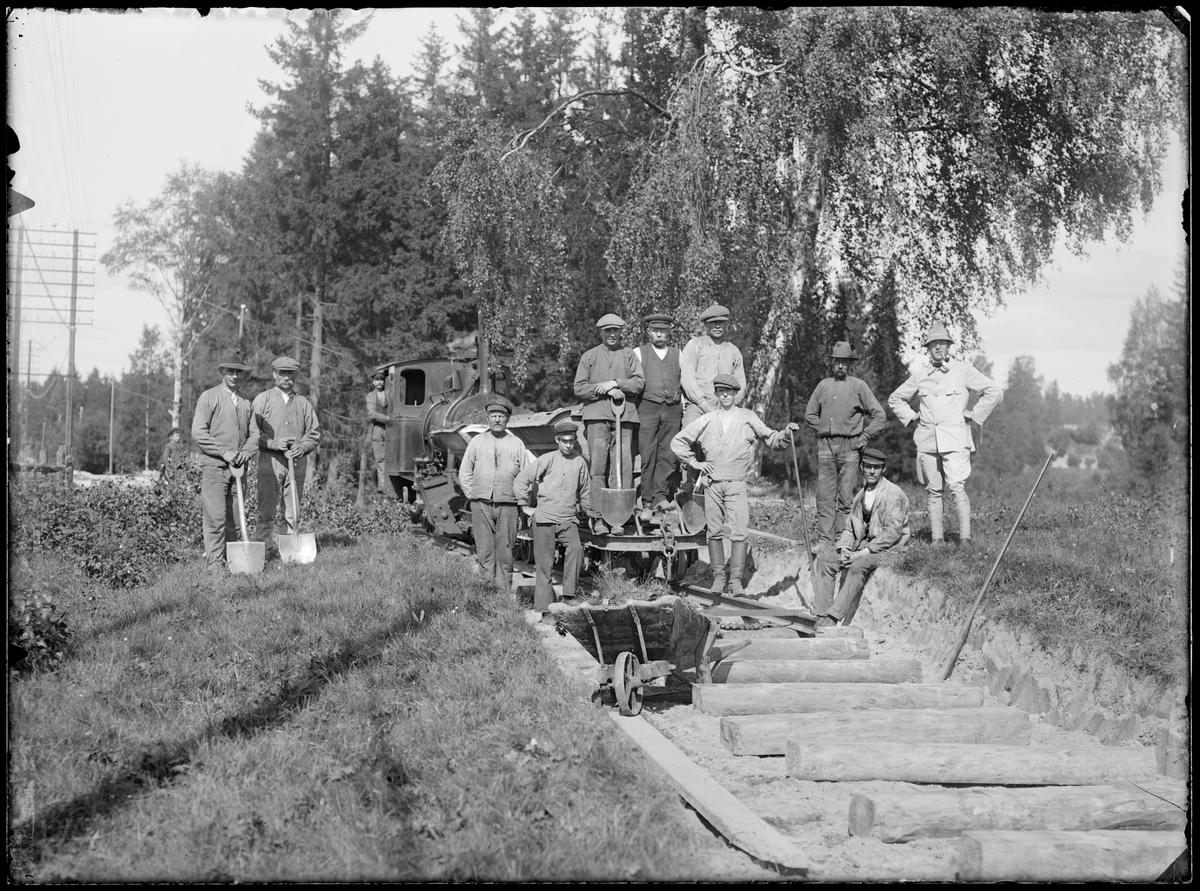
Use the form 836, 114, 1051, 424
278, 453, 317, 564
226, 464, 265, 575
597, 396, 637, 531
788, 431, 819, 603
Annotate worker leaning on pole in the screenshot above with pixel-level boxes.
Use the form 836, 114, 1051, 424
190, 351, 256, 574
249, 356, 322, 553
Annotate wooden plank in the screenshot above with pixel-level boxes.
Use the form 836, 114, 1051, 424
711, 637, 870, 662
711, 659, 922, 684
787, 741, 1162, 785
609, 713, 810, 872
847, 781, 1188, 842
718, 626, 864, 640
957, 829, 1186, 882
722, 708, 1031, 756
695, 682, 983, 716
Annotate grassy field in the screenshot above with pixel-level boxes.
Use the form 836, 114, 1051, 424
8, 532, 716, 882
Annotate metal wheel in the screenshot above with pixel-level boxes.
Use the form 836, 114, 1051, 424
612, 651, 644, 716
671, 548, 696, 582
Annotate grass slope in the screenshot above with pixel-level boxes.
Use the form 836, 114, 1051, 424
9, 536, 713, 882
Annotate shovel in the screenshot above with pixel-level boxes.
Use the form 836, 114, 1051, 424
675, 470, 707, 535
278, 453, 317, 564
597, 395, 637, 531
226, 463, 265, 575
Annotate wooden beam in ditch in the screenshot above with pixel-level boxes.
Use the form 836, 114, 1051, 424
708, 637, 870, 662
957, 829, 1187, 882
848, 782, 1188, 843
711, 658, 922, 684
695, 681, 983, 716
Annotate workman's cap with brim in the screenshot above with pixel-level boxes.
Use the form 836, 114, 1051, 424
485, 399, 513, 415
168, 427, 181, 436
370, 365, 388, 380
861, 448, 888, 466
217, 351, 251, 372
699, 304, 731, 323
271, 356, 302, 372
923, 323, 954, 346
712, 372, 741, 392
553, 419, 579, 438
596, 313, 625, 329
644, 313, 674, 328
830, 341, 858, 360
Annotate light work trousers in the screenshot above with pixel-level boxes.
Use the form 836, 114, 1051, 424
702, 478, 750, 543
255, 452, 307, 547
812, 548, 885, 624
816, 436, 861, 545
201, 464, 245, 568
918, 450, 972, 541
371, 438, 387, 494
471, 501, 519, 592
532, 521, 582, 612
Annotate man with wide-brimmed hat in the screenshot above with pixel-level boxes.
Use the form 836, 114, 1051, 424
634, 312, 683, 522
249, 356, 322, 553
680, 303, 746, 428
459, 396, 533, 594
191, 351, 256, 572
365, 364, 390, 495
805, 340, 887, 552
889, 323, 1002, 548
573, 313, 645, 534
672, 373, 799, 596
514, 418, 591, 616
811, 448, 910, 626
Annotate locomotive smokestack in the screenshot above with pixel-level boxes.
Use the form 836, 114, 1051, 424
477, 315, 491, 395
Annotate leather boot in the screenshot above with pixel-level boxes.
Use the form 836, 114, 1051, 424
927, 494, 945, 543
727, 540, 749, 596
955, 492, 972, 543
707, 539, 727, 594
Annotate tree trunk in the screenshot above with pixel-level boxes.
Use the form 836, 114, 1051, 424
170, 340, 184, 429
710, 658, 921, 684
958, 830, 1186, 882
310, 253, 324, 409
710, 637, 870, 662
695, 682, 983, 716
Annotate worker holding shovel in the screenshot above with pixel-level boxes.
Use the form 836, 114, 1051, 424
190, 351, 257, 574
671, 374, 799, 595
249, 356, 322, 556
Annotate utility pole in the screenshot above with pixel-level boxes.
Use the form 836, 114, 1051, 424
108, 379, 115, 475
239, 303, 246, 340
64, 230, 80, 462
9, 225, 24, 461
144, 398, 150, 471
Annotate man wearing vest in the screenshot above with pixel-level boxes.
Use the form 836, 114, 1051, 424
634, 313, 683, 523
811, 448, 910, 626
249, 356, 322, 552
191, 352, 256, 573
365, 365, 389, 495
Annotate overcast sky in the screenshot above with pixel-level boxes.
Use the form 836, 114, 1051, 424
7, 8, 1188, 397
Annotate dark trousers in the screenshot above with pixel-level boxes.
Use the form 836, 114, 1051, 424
816, 436, 861, 545
471, 501, 518, 592
637, 400, 683, 506
532, 522, 582, 611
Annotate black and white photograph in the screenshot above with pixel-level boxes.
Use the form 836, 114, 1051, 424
8, 7, 1189, 882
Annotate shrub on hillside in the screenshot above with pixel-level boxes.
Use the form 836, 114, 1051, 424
9, 577, 71, 674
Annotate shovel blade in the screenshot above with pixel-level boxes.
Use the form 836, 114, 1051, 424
278, 533, 318, 565
598, 487, 638, 529
676, 490, 707, 535
226, 541, 266, 575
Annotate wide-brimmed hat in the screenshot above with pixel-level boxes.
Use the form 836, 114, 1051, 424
216, 351, 251, 372
712, 372, 740, 392
923, 323, 954, 346
699, 304, 730, 323
596, 313, 625, 329
862, 448, 888, 466
830, 341, 857, 360
271, 355, 301, 372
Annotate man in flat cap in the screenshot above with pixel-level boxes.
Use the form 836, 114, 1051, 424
365, 365, 390, 496
459, 396, 533, 594
249, 356, 322, 553
805, 341, 887, 552
672, 373, 799, 596
191, 351, 256, 573
888, 323, 1002, 548
573, 313, 645, 533
514, 418, 591, 615
634, 313, 683, 522
811, 448, 909, 626
680, 304, 746, 428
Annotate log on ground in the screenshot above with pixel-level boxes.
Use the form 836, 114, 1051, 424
957, 829, 1187, 882
712, 637, 869, 662
722, 708, 1031, 756
695, 682, 982, 716
848, 781, 1186, 842
789, 741, 1162, 785
711, 659, 922, 685
718, 626, 864, 640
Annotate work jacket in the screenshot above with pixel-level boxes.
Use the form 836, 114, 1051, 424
889, 359, 1003, 453
573, 345, 645, 423
191, 385, 254, 467
680, 336, 746, 412
365, 389, 388, 444
250, 388, 322, 457
514, 448, 591, 525
836, 476, 910, 554
670, 408, 789, 482
458, 430, 533, 504
805, 376, 887, 441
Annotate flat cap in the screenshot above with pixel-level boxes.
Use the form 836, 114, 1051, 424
271, 355, 301, 372
712, 372, 741, 392
596, 313, 625, 329
216, 351, 251, 372
643, 313, 673, 328
699, 304, 731, 323
922, 323, 954, 346
552, 419, 579, 437
830, 341, 858, 360
861, 448, 888, 466
485, 399, 513, 415
370, 365, 388, 380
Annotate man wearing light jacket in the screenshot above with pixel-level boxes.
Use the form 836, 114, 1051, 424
191, 351, 256, 573
811, 448, 910, 626
365, 365, 390, 495
888, 323, 1002, 548
249, 356, 322, 552
458, 398, 533, 595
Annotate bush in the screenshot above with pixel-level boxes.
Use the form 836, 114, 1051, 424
9, 579, 71, 674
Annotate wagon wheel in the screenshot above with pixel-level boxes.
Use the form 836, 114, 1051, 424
671, 548, 697, 582
611, 651, 644, 716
